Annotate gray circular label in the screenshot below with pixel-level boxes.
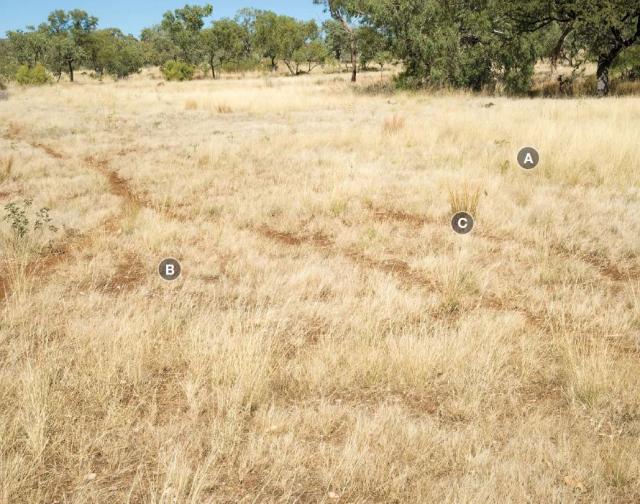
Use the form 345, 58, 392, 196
159, 258, 181, 281
517, 147, 539, 170
452, 212, 474, 235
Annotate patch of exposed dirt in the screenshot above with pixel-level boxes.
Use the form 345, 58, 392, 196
84, 156, 149, 207
344, 248, 436, 290
550, 243, 639, 283
370, 206, 439, 228
98, 253, 147, 294
255, 224, 436, 291
0, 276, 8, 302
369, 203, 638, 285
0, 130, 187, 304
257, 226, 305, 246
4, 123, 66, 159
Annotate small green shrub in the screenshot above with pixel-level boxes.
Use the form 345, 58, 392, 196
15, 64, 51, 86
3, 199, 57, 240
161, 61, 195, 81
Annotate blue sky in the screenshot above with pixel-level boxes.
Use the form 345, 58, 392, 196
1, 1, 328, 37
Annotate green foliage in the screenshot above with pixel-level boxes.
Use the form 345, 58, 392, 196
87, 29, 144, 79
0, 39, 17, 82
357, 0, 540, 93
373, 50, 393, 71
253, 10, 284, 70
141, 26, 175, 66
201, 18, 250, 78
280, 19, 320, 75
357, 26, 387, 70
293, 39, 327, 73
314, 0, 360, 81
160, 4, 213, 64
15, 63, 51, 85
7, 27, 50, 68
322, 19, 350, 62
3, 199, 57, 240
45, 10, 98, 81
2, 2, 639, 96
252, 11, 321, 75
161, 60, 195, 81
613, 46, 640, 81
502, 1, 640, 95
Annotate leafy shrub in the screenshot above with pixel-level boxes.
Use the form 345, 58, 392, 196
613, 46, 640, 81
161, 61, 195, 81
15, 64, 51, 86
3, 199, 57, 240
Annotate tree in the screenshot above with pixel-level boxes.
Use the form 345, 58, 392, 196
160, 4, 213, 64
201, 19, 249, 79
280, 19, 320, 75
322, 19, 350, 62
314, 0, 361, 82
294, 39, 328, 73
253, 10, 284, 71
45, 9, 98, 82
373, 50, 392, 72
503, 1, 640, 95
47, 32, 83, 81
614, 45, 640, 80
6, 26, 50, 68
141, 26, 176, 66
87, 29, 144, 79
0, 38, 15, 83
357, 0, 539, 93
251, 11, 318, 75
356, 26, 386, 70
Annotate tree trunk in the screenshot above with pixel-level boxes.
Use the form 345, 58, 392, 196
597, 45, 624, 97
270, 57, 277, 72
210, 59, 216, 79
349, 33, 357, 82
68, 61, 74, 82
596, 57, 609, 97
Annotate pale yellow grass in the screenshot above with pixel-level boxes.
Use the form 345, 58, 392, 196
0, 72, 639, 503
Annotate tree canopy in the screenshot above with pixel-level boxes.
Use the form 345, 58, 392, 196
1, 1, 639, 94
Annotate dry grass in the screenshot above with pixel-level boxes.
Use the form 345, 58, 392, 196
448, 184, 482, 216
0, 155, 13, 184
184, 99, 198, 111
383, 113, 406, 134
0, 71, 639, 503
214, 102, 233, 114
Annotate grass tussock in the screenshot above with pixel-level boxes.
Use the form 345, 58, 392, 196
447, 184, 482, 216
215, 103, 233, 114
184, 99, 198, 110
383, 114, 406, 134
0, 155, 13, 183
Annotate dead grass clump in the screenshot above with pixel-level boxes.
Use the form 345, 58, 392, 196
185, 99, 198, 110
448, 184, 481, 216
383, 114, 406, 134
1, 155, 14, 183
215, 103, 233, 114
357, 79, 396, 96
612, 80, 640, 96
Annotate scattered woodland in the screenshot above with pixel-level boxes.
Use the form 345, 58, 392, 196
1, 1, 640, 96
